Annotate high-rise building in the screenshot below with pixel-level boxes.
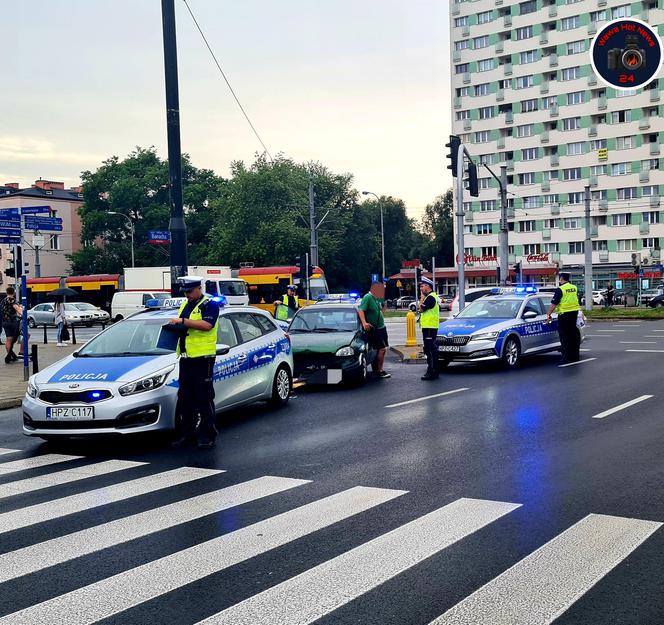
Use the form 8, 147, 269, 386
450, 0, 664, 291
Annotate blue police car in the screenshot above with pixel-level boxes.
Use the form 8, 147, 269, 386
437, 287, 585, 368
22, 301, 294, 439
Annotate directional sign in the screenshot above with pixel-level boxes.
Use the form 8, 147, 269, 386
0, 228, 21, 236
18, 205, 51, 215
0, 219, 20, 229
24, 216, 63, 232
0, 208, 19, 217
148, 230, 170, 244
0, 237, 21, 245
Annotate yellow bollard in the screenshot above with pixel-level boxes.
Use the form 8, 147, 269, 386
405, 310, 417, 346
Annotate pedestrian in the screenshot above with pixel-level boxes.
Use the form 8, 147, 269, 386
54, 300, 66, 346
274, 284, 300, 321
2, 286, 22, 364
418, 277, 440, 380
546, 272, 581, 364
358, 281, 390, 379
167, 276, 220, 449
606, 282, 615, 307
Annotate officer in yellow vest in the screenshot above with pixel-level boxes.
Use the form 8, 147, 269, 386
419, 276, 441, 380
168, 276, 220, 449
546, 271, 581, 364
274, 284, 300, 321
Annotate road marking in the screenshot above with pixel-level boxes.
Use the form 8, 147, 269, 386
0, 466, 222, 535
0, 475, 309, 584
592, 395, 653, 419
620, 341, 657, 344
0, 486, 407, 625
430, 513, 661, 625
625, 349, 664, 353
648, 329, 664, 332
558, 358, 596, 368
579, 348, 591, 352
0, 459, 146, 500
583, 334, 609, 337
642, 336, 664, 338
0, 454, 82, 475
200, 498, 519, 625
0, 448, 18, 456
594, 329, 625, 332
385, 388, 469, 408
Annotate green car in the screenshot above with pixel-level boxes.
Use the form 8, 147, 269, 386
289, 304, 376, 385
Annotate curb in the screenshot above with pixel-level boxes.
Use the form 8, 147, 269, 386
0, 398, 22, 410
389, 346, 427, 364
587, 317, 664, 322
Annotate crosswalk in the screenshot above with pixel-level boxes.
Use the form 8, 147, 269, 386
0, 448, 661, 624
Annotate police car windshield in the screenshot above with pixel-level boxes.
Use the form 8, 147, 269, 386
456, 298, 522, 319
290, 308, 359, 333
76, 319, 175, 357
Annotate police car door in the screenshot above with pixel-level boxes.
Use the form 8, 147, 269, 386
228, 312, 272, 401
520, 298, 547, 352
213, 314, 244, 410
535, 295, 559, 350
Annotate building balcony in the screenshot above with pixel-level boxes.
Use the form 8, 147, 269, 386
542, 180, 550, 192
640, 170, 650, 183
639, 118, 651, 130
540, 130, 549, 143
650, 142, 660, 156
549, 53, 558, 67
463, 118, 472, 131
505, 110, 513, 124
463, 72, 471, 84
497, 89, 505, 101
599, 250, 609, 262
465, 210, 474, 222
590, 174, 598, 187
454, 96, 462, 109
540, 81, 549, 94
652, 248, 662, 260
589, 124, 598, 137
598, 95, 607, 110
496, 40, 504, 53
462, 25, 470, 37
504, 14, 512, 27
548, 5, 557, 17
549, 103, 559, 117
650, 195, 660, 208
539, 31, 548, 45
452, 3, 460, 15
640, 222, 651, 235
497, 136, 506, 149
650, 89, 660, 103
542, 228, 551, 240
588, 73, 597, 86
551, 154, 559, 166
551, 203, 560, 215
504, 62, 513, 76
507, 159, 515, 171
588, 22, 597, 35
453, 50, 462, 63
599, 199, 608, 211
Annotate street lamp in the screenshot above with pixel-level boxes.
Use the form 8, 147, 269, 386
108, 211, 135, 268
362, 191, 385, 280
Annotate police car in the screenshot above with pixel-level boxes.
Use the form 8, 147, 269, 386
22, 300, 294, 439
437, 286, 585, 368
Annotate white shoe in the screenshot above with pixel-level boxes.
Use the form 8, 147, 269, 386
56, 343, 64, 347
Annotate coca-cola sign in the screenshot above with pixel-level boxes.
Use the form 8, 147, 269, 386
457, 254, 498, 264
526, 253, 550, 263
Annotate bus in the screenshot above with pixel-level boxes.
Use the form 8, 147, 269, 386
237, 265, 330, 312
26, 274, 120, 310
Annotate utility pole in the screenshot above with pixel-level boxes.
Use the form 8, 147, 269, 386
34, 244, 41, 279
431, 256, 436, 293
308, 176, 317, 267
584, 185, 593, 312
455, 142, 466, 310
484, 164, 509, 286
161, 0, 188, 296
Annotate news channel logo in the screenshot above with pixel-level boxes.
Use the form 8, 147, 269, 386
590, 18, 662, 91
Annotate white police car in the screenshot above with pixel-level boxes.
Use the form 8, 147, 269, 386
22, 300, 294, 439
437, 286, 585, 368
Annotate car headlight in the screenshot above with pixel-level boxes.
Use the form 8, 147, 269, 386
335, 346, 355, 357
27, 381, 38, 398
470, 331, 500, 341
118, 365, 175, 396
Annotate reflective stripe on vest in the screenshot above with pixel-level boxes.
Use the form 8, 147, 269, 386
556, 283, 580, 314
176, 296, 218, 358
420, 292, 440, 329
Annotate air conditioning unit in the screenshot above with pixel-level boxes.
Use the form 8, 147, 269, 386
642, 257, 651, 266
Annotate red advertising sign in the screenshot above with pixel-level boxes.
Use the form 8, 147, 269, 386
526, 253, 550, 263
402, 259, 421, 268
618, 271, 662, 279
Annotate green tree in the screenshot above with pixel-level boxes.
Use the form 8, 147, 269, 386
419, 189, 454, 266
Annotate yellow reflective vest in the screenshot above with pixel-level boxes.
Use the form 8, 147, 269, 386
176, 297, 218, 358
420, 292, 440, 329
555, 283, 580, 314
276, 295, 299, 321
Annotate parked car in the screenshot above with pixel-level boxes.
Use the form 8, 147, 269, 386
395, 296, 416, 310
70, 302, 110, 325
592, 290, 606, 306
641, 287, 664, 306
27, 302, 106, 328
647, 292, 664, 308
450, 287, 496, 316
439, 295, 454, 311
111, 291, 170, 321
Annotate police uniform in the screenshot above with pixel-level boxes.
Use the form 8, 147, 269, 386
173, 278, 220, 446
276, 286, 300, 321
419, 278, 441, 380
551, 275, 580, 363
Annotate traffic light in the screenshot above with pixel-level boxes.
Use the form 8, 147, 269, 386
466, 161, 479, 197
415, 267, 422, 284
514, 261, 521, 280
294, 254, 309, 295
445, 135, 461, 177
4, 258, 14, 278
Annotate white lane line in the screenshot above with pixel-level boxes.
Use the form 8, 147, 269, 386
643, 336, 664, 339
0, 449, 18, 456
583, 334, 610, 338
592, 395, 653, 420
620, 341, 657, 344
0, 486, 407, 625
430, 513, 661, 625
579, 348, 591, 352
200, 498, 520, 625
625, 349, 664, 353
0, 475, 309, 584
594, 329, 625, 332
0, 460, 146, 500
386, 388, 469, 408
558, 358, 596, 368
648, 329, 664, 332
0, 454, 82, 475
0, 466, 222, 535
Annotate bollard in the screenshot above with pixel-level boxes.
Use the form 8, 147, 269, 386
43, 324, 48, 345
405, 311, 418, 346
71, 324, 77, 345
31, 344, 39, 374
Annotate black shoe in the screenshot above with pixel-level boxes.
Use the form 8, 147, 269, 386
9, 351, 18, 362
4, 354, 11, 365
376, 370, 391, 379
421, 373, 440, 381
197, 438, 216, 449
170, 436, 194, 449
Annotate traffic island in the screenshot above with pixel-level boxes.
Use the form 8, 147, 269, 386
585, 308, 664, 321
390, 345, 427, 364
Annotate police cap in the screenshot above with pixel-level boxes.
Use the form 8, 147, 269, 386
178, 275, 203, 291
287, 284, 296, 290
420, 276, 434, 288
559, 272, 572, 281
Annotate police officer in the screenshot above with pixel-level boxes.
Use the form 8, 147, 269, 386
419, 277, 441, 380
546, 272, 581, 364
168, 276, 220, 449
274, 284, 300, 321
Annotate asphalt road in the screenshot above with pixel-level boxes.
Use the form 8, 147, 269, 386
0, 321, 664, 624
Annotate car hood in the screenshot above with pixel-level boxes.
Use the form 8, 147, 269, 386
290, 331, 358, 353
438, 317, 514, 336
34, 353, 176, 386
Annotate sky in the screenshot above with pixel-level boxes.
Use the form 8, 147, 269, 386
1, 0, 452, 219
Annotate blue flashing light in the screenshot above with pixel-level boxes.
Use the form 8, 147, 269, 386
525, 286, 537, 293
348, 291, 360, 299
515, 287, 526, 293
210, 295, 227, 306
490, 287, 501, 294
145, 299, 161, 309
90, 392, 102, 399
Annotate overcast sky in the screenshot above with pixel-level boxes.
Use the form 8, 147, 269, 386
2, 0, 452, 218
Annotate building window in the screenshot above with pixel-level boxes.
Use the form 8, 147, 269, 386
515, 75, 534, 89
561, 16, 581, 30
567, 142, 585, 156
481, 246, 498, 256
542, 96, 557, 110
520, 220, 536, 232
456, 87, 470, 97
480, 200, 497, 211
643, 237, 660, 249
479, 106, 495, 119
515, 124, 534, 138
569, 241, 584, 254
590, 10, 606, 22
642, 159, 660, 172
563, 218, 581, 229
455, 63, 470, 75
543, 243, 560, 253
454, 16, 469, 27
463, 202, 473, 212
520, 50, 537, 64
610, 162, 629, 176
642, 211, 660, 224
473, 36, 490, 49
519, 172, 535, 185
454, 40, 469, 51
474, 130, 491, 143
616, 136, 635, 150
590, 139, 607, 150
592, 215, 607, 227
593, 240, 609, 251
523, 196, 541, 209
456, 110, 471, 120
478, 10, 493, 24
545, 218, 559, 228
474, 83, 490, 96
464, 225, 472, 234
543, 170, 559, 181
611, 4, 631, 18
479, 177, 491, 189
567, 91, 584, 105
562, 167, 582, 181
562, 117, 581, 131
524, 243, 541, 255
477, 223, 492, 235
515, 26, 533, 40
522, 147, 539, 160
478, 154, 494, 165
49, 235, 60, 250
592, 190, 608, 201
543, 195, 560, 206
642, 185, 660, 197
610, 110, 632, 123
612, 213, 632, 226
615, 89, 637, 98
616, 187, 638, 200
477, 58, 495, 72
561, 67, 581, 81
568, 192, 584, 204
519, 1, 537, 14
566, 40, 585, 55
521, 99, 539, 113
617, 239, 637, 251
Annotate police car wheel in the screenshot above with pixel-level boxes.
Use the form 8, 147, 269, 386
270, 365, 292, 406
502, 337, 521, 368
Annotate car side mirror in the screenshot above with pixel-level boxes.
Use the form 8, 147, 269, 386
523, 310, 538, 320
216, 344, 230, 356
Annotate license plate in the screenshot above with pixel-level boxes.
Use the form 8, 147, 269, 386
46, 406, 95, 420
327, 369, 343, 384
439, 345, 461, 352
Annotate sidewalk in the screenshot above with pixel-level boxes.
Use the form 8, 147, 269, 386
0, 344, 77, 409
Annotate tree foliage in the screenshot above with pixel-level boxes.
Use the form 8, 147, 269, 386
419, 189, 455, 266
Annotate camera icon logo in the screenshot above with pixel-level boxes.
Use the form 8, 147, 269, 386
607, 35, 646, 71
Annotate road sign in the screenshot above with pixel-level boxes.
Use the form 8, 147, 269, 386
371, 273, 379, 283
0, 218, 20, 228
0, 237, 21, 245
19, 205, 51, 215
24, 217, 63, 232
32, 234, 45, 248
148, 230, 170, 244
0, 228, 21, 237
0, 208, 19, 217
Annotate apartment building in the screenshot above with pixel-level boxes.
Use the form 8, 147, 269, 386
450, 0, 664, 290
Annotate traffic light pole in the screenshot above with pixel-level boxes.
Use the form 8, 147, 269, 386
455, 142, 466, 310
584, 185, 593, 312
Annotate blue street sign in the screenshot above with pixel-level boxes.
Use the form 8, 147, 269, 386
0, 219, 21, 229
148, 230, 170, 244
0, 228, 21, 236
24, 223, 63, 232
371, 273, 379, 283
0, 208, 19, 217
653, 264, 663, 273
0, 237, 21, 245
19, 205, 51, 215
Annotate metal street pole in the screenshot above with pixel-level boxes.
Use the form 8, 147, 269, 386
431, 256, 436, 293
455, 143, 466, 310
308, 176, 317, 267
161, 0, 188, 295
584, 185, 593, 312
34, 245, 41, 279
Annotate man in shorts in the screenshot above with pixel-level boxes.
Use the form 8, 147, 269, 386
358, 281, 390, 379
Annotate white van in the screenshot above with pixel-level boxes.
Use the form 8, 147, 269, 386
111, 292, 170, 321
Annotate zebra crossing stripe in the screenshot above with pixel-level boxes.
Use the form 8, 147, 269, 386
198, 497, 520, 625
0, 449, 19, 457
0, 475, 309, 584
0, 486, 406, 625
430, 513, 662, 625
0, 460, 146, 500
0, 454, 82, 475
0, 466, 223, 535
